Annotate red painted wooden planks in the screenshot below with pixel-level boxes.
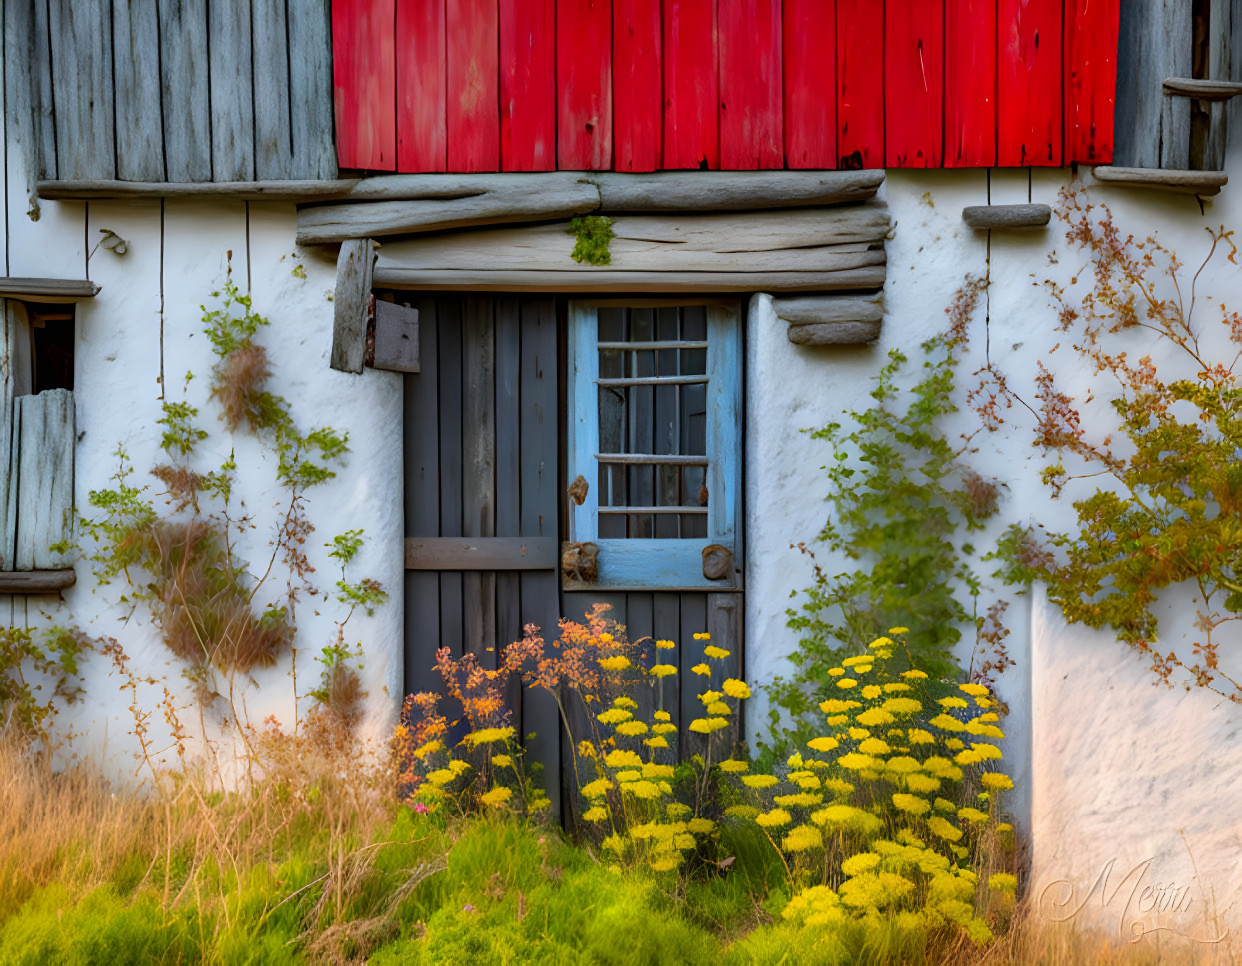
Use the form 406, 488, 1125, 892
836, 0, 884, 169
885, 0, 944, 167
719, 0, 782, 169
614, 0, 662, 171
1064, 0, 1118, 164
783, 0, 836, 169
397, 0, 447, 172
500, 0, 556, 170
558, 0, 612, 169
663, 0, 718, 169
998, 0, 1062, 166
945, 0, 997, 167
333, 0, 396, 170
447, 0, 500, 171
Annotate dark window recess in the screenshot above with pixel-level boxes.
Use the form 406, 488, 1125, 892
29, 307, 74, 393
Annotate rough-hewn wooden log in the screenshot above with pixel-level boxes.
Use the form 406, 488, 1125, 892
961, 204, 1052, 229
1091, 166, 1227, 195
1163, 77, 1242, 100
296, 171, 888, 244
773, 293, 884, 325
13, 389, 75, 571
38, 179, 361, 201
0, 278, 100, 301
405, 537, 558, 570
0, 570, 76, 593
371, 266, 888, 293
298, 177, 601, 244
786, 320, 882, 345
588, 170, 885, 210
332, 240, 374, 373
374, 206, 890, 273
338, 172, 589, 200
369, 300, 420, 373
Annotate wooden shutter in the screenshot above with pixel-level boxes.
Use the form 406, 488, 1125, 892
0, 300, 75, 584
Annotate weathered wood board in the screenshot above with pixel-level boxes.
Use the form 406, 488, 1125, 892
11, 389, 75, 571
17, 0, 337, 183
373, 207, 889, 274
373, 267, 887, 294
1114, 0, 1191, 169
332, 239, 374, 373
298, 180, 601, 244
371, 300, 420, 372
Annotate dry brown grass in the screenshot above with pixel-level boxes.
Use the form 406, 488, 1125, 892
971, 907, 1237, 966
0, 702, 414, 962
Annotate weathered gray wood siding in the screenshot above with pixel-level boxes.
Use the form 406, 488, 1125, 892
9, 0, 337, 183
403, 296, 564, 811
403, 295, 745, 822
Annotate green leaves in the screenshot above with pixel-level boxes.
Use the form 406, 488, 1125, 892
992, 194, 1242, 697
768, 336, 1000, 756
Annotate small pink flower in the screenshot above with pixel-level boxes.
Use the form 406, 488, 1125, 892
413, 802, 430, 814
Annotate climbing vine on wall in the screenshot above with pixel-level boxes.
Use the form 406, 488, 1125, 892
975, 187, 1242, 701
766, 297, 1011, 756
76, 277, 386, 734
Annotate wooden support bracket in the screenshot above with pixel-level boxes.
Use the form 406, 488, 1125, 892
1162, 78, 1242, 101
1092, 166, 1228, 196
367, 300, 420, 373
0, 569, 75, 593
0, 278, 99, 302
773, 293, 884, 345
962, 204, 1052, 230
331, 239, 375, 373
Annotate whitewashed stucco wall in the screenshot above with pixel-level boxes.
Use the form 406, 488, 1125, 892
0, 140, 404, 775
747, 159, 1242, 945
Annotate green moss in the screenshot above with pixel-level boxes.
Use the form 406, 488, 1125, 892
567, 216, 615, 266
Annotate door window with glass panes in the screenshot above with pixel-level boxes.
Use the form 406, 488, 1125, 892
565, 301, 742, 590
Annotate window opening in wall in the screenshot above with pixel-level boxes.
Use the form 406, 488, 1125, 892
596, 305, 710, 540
28, 306, 75, 393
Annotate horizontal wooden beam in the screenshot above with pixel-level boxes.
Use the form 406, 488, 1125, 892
297, 171, 887, 244
561, 539, 738, 591
372, 266, 888, 293
0, 277, 99, 301
787, 320, 882, 345
589, 169, 885, 210
404, 536, 557, 571
38, 179, 361, 201
298, 176, 601, 244
961, 204, 1052, 230
774, 293, 884, 345
1091, 166, 1228, 195
373, 206, 890, 274
0, 569, 75, 592
772, 293, 884, 325
1162, 78, 1242, 101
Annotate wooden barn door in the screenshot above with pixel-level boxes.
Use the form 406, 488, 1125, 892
402, 295, 744, 819
562, 300, 745, 800
402, 296, 562, 798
